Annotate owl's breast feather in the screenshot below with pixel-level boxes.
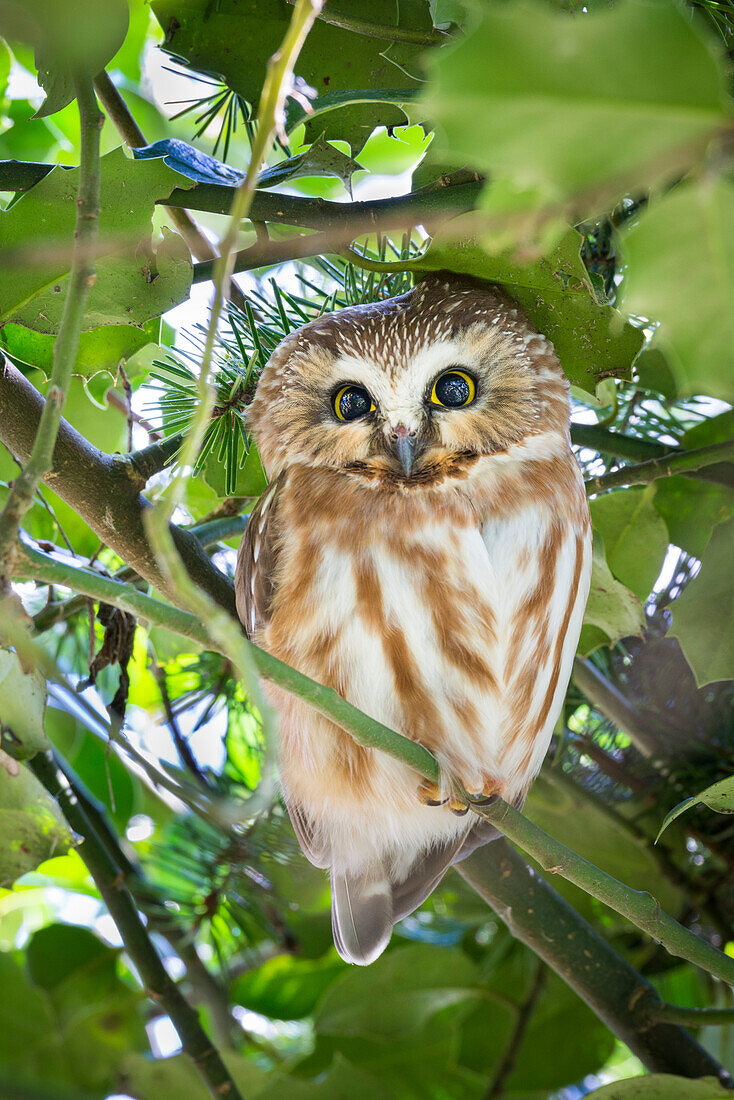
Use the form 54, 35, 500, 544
261, 456, 591, 868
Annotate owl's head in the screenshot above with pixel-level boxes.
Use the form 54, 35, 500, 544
248, 273, 570, 488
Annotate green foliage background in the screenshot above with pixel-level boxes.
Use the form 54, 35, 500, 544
0, 1, 734, 1098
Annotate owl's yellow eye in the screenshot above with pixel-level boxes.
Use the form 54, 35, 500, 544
334, 385, 376, 422
430, 370, 476, 408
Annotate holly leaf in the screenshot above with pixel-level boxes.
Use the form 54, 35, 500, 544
0, 148, 193, 369
410, 218, 644, 393
618, 179, 734, 403
590, 485, 669, 601
259, 135, 365, 198
669, 516, 734, 685
421, 0, 731, 212
150, 0, 433, 145
580, 536, 645, 653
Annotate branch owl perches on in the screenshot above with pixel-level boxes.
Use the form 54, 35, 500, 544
236, 272, 591, 964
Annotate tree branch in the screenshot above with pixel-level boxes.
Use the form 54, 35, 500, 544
585, 438, 734, 495
571, 423, 734, 490
469, 796, 734, 987
0, 79, 103, 582
26, 751, 244, 1100
572, 656, 665, 758
646, 1004, 734, 1027
14, 540, 734, 993
0, 358, 236, 615
458, 842, 728, 1080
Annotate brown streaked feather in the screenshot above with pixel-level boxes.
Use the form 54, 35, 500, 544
234, 472, 286, 637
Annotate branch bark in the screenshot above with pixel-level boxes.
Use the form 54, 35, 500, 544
458, 842, 728, 1081
585, 438, 734, 495
0, 357, 236, 615
571, 423, 734, 490
26, 750, 244, 1100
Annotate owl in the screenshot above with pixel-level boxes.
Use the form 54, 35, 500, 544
235, 272, 591, 965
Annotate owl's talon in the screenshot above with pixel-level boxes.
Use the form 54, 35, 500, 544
417, 780, 448, 807
449, 797, 469, 816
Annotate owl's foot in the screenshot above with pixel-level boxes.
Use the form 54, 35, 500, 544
417, 780, 448, 807
449, 796, 469, 816
468, 778, 504, 807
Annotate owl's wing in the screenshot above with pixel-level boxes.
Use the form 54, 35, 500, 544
234, 473, 285, 637
235, 474, 332, 870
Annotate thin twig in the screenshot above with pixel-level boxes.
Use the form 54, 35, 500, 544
585, 438, 734, 495
0, 78, 102, 584
26, 751, 244, 1100
143, 0, 325, 799
485, 961, 547, 1098
646, 1003, 734, 1027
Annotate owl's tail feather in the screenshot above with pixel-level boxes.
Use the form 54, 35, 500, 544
331, 867, 393, 966
332, 822, 497, 966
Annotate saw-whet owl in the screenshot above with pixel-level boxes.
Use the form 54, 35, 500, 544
235, 272, 592, 965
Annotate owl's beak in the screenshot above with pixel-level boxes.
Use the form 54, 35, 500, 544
392, 425, 419, 478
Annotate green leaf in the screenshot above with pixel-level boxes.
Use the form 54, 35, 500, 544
0, 765, 70, 887
27, 923, 112, 990
0, 952, 64, 1083
411, 219, 644, 393
123, 1051, 267, 1100
590, 486, 669, 601
150, 0, 431, 145
1, 318, 160, 380
669, 516, 734, 685
580, 535, 645, 651
45, 706, 137, 831
421, 0, 731, 209
25, 922, 148, 1091
0, 148, 193, 361
314, 944, 479, 1040
654, 412, 734, 557
618, 179, 734, 403
232, 952, 345, 1021
586, 1074, 731, 1099
656, 775, 734, 842
259, 135, 365, 198
0, 648, 48, 759
0, 36, 11, 97
0, 0, 129, 116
